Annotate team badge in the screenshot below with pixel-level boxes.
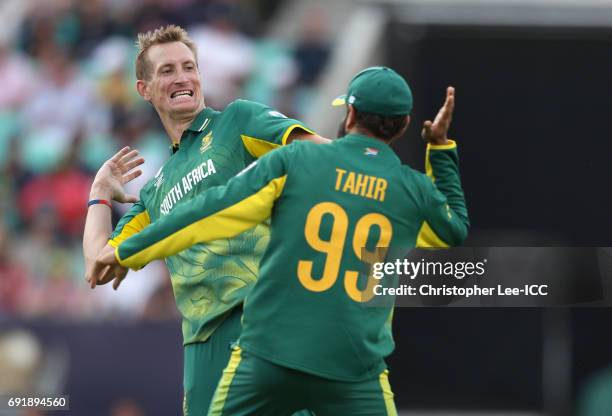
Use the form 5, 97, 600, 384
364, 147, 379, 156
200, 131, 213, 153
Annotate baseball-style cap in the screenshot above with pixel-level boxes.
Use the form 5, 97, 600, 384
332, 66, 413, 116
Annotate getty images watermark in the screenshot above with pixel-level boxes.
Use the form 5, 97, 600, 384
371, 257, 548, 298
362, 248, 610, 306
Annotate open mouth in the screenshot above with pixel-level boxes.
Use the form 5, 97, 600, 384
170, 90, 194, 98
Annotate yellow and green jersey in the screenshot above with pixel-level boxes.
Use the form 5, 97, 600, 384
114, 133, 469, 380
108, 100, 313, 345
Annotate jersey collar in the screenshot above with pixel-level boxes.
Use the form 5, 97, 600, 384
339, 133, 400, 162
169, 107, 215, 154
185, 107, 214, 133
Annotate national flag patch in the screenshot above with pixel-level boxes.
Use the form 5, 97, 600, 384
364, 147, 379, 156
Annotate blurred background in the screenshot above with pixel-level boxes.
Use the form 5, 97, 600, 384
1, 0, 612, 414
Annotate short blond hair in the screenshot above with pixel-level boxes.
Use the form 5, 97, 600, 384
135, 25, 198, 80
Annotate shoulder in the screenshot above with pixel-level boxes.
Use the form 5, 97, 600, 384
224, 99, 266, 115
137, 178, 156, 205
224, 99, 289, 120
399, 164, 433, 189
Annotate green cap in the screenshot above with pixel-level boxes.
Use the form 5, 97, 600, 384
332, 66, 413, 116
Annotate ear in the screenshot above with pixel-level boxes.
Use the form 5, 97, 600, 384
391, 115, 411, 142
345, 105, 357, 131
401, 115, 411, 135
136, 79, 150, 101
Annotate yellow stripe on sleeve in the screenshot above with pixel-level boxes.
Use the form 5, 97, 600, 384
240, 125, 316, 158
428, 139, 457, 151
240, 134, 281, 158
118, 175, 287, 269
421, 139, 457, 247
416, 221, 450, 248
379, 369, 398, 416
108, 210, 151, 248
280, 124, 316, 146
425, 139, 457, 180
208, 347, 243, 416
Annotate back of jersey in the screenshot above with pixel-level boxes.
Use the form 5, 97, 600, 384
239, 133, 437, 382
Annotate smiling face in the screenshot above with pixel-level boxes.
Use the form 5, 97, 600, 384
138, 41, 204, 120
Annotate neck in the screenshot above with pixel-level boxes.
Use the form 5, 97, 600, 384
347, 127, 389, 144
158, 103, 206, 144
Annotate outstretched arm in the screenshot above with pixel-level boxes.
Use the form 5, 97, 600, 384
91, 146, 292, 284
287, 131, 331, 144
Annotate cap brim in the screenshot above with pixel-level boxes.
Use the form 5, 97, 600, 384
331, 94, 347, 106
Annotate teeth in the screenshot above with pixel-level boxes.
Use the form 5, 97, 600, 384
172, 90, 192, 98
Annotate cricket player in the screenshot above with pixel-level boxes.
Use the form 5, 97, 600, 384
92, 66, 469, 415
83, 25, 326, 415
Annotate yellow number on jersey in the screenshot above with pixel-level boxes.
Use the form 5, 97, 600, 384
297, 202, 393, 302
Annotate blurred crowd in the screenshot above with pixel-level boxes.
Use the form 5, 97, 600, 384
0, 0, 331, 320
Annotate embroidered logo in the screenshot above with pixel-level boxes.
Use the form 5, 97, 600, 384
200, 131, 213, 153
153, 167, 164, 189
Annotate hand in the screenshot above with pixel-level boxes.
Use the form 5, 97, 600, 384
421, 86, 455, 145
91, 146, 144, 203
87, 245, 129, 290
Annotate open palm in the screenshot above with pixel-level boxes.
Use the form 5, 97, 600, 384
421, 86, 455, 145
92, 146, 145, 203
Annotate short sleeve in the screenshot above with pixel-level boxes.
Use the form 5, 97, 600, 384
228, 99, 315, 159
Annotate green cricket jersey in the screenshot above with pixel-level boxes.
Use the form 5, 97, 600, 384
113, 133, 469, 380
108, 99, 313, 345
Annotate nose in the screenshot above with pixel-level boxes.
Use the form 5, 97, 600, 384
175, 69, 189, 83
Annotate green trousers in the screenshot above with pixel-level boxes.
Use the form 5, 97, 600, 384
208, 346, 398, 416
183, 307, 315, 416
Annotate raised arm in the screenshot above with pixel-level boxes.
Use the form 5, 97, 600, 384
417, 87, 469, 247
83, 146, 144, 287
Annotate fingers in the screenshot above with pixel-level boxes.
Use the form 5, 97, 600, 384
89, 261, 107, 288
122, 155, 145, 172
98, 265, 116, 285
122, 169, 143, 185
110, 146, 131, 163
440, 86, 455, 125
113, 272, 127, 290
118, 149, 139, 165
421, 120, 433, 140
117, 150, 144, 175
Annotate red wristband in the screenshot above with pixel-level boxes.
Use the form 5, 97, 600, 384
88, 199, 112, 208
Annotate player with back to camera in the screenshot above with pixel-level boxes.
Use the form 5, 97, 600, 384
82, 25, 327, 416
92, 66, 469, 415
